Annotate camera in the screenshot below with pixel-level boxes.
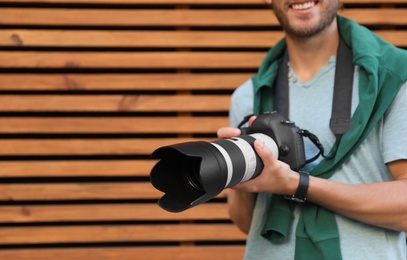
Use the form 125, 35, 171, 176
150, 111, 306, 212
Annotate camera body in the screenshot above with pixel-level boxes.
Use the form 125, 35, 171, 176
150, 111, 306, 212
241, 111, 305, 171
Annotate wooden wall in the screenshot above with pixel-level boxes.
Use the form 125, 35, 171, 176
0, 0, 406, 259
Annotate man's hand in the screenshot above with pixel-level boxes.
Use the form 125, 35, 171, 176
232, 139, 299, 196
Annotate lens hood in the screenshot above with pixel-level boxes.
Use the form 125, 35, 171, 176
150, 142, 227, 212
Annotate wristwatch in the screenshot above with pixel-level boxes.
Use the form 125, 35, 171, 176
284, 171, 309, 203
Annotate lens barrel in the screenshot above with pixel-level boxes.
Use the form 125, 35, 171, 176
150, 133, 278, 212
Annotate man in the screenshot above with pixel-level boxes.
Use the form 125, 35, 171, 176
217, 0, 407, 259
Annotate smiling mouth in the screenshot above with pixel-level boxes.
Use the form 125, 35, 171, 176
290, 1, 318, 10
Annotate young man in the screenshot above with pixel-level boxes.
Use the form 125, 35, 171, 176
217, 0, 407, 259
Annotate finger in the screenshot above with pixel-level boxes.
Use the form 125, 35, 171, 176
217, 127, 241, 139
248, 116, 257, 127
254, 139, 276, 167
231, 179, 257, 193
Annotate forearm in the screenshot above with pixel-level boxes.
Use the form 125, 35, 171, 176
307, 177, 407, 232
234, 140, 407, 233
227, 189, 257, 234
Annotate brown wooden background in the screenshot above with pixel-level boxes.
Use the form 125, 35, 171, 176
0, 0, 406, 259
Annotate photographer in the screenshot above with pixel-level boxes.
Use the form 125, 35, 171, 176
218, 0, 407, 259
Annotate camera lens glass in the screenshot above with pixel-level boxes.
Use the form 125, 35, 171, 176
183, 157, 205, 192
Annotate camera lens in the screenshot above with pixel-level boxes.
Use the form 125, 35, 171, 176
150, 133, 279, 212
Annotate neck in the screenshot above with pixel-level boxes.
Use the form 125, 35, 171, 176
285, 20, 340, 83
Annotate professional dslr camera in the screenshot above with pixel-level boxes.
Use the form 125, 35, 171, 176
150, 111, 306, 212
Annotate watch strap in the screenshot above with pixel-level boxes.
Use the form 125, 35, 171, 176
284, 171, 309, 203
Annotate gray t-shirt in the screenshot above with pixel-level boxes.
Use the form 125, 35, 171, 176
229, 57, 407, 260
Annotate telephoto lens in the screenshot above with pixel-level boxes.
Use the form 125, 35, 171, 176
150, 133, 279, 212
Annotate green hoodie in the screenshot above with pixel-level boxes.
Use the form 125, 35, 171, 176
251, 16, 407, 260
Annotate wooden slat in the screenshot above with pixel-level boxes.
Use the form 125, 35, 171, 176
0, 138, 210, 156
0, 0, 405, 4
0, 160, 154, 177
1, 9, 406, 27
2, 30, 406, 48
0, 183, 228, 200
0, 95, 231, 112
0, 30, 284, 48
0, 203, 231, 223
0, 51, 264, 69
0, 183, 229, 201
0, 117, 229, 134
0, 0, 261, 3
0, 73, 252, 91
0, 246, 246, 260
375, 31, 407, 47
0, 182, 161, 201
0, 9, 280, 27
0, 224, 246, 244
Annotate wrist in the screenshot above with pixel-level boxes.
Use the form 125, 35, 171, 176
287, 170, 301, 195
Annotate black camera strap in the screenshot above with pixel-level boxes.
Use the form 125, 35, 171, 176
273, 36, 354, 161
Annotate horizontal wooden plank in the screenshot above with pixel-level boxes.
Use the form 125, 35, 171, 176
0, 138, 212, 156
0, 117, 229, 134
0, 0, 405, 4
0, 182, 229, 201
0, 246, 246, 260
0, 9, 406, 27
0, 51, 264, 69
1, 9, 277, 27
0, 73, 251, 91
0, 95, 231, 112
2, 30, 405, 48
0, 182, 162, 201
0, 160, 154, 177
0, 223, 246, 244
0, 30, 284, 48
375, 31, 407, 47
0, 203, 231, 223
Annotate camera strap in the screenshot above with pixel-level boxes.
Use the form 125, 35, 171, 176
273, 37, 354, 161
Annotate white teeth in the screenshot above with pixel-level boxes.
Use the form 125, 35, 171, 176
292, 1, 315, 10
